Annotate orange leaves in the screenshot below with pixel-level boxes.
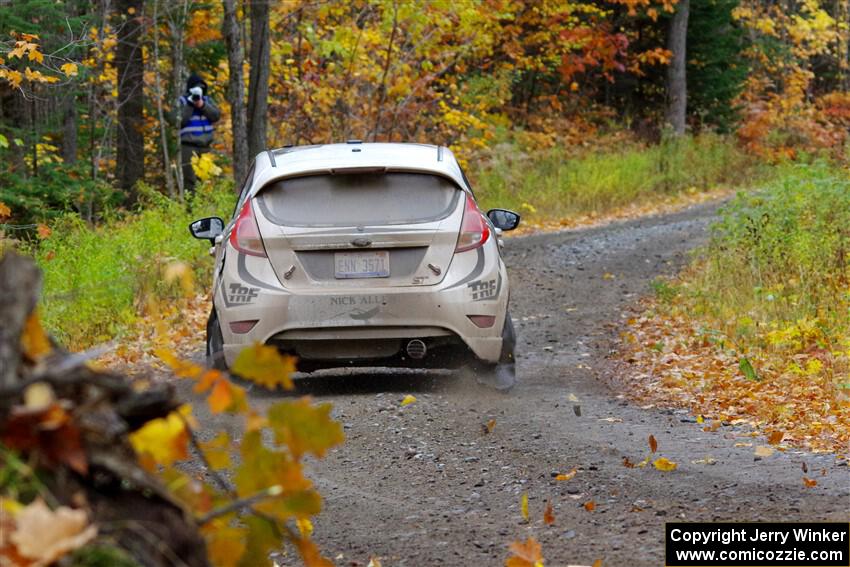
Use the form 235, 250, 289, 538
0, 201, 10, 219
158, 350, 246, 415
20, 311, 51, 361
648, 434, 658, 453
802, 476, 818, 488
555, 468, 577, 481
506, 537, 544, 567
583, 500, 596, 512
267, 398, 344, 459
2, 402, 88, 474
543, 501, 555, 525
231, 343, 296, 390
767, 430, 784, 445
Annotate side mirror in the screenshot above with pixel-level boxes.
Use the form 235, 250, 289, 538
189, 216, 224, 244
487, 209, 521, 231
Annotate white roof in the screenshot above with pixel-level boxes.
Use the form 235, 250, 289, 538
248, 143, 469, 198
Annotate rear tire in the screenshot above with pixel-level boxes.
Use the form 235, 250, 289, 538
206, 311, 227, 370
471, 312, 517, 391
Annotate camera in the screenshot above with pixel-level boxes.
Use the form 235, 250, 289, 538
188, 86, 203, 103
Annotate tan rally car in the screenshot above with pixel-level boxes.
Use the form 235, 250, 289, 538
189, 142, 520, 388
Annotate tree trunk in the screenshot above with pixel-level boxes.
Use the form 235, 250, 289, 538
222, 0, 249, 184
115, 0, 146, 205
152, 0, 175, 197
665, 0, 689, 136
247, 0, 270, 159
61, 93, 77, 164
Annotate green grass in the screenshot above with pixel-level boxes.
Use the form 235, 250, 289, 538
469, 134, 764, 219
687, 162, 850, 350
28, 182, 236, 349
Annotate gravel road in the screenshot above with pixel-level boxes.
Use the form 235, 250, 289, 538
184, 202, 849, 566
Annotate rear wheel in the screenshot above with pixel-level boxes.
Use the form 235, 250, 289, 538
471, 313, 516, 391
206, 311, 227, 370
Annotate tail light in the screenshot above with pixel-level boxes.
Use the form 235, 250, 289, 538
230, 200, 267, 257
455, 194, 490, 253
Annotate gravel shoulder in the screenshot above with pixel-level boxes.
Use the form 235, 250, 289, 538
181, 201, 849, 566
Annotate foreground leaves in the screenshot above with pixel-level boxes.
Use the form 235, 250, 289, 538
8, 499, 97, 565
231, 343, 296, 390
506, 537, 544, 567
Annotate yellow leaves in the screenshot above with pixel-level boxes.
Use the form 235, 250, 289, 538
9, 499, 97, 565
484, 418, 497, 433
267, 398, 345, 459
191, 152, 223, 182
400, 394, 417, 407
21, 310, 51, 361
232, 343, 296, 390
506, 537, 544, 567
520, 492, 529, 521
199, 432, 231, 470
652, 457, 678, 472
0, 201, 10, 219
60, 62, 78, 77
129, 406, 191, 466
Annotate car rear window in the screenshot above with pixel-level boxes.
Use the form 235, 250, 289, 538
257, 172, 461, 227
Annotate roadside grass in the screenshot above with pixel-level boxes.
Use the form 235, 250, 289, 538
624, 162, 850, 455
27, 182, 235, 350
470, 134, 765, 221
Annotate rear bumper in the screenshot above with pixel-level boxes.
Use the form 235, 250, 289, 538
215, 243, 509, 368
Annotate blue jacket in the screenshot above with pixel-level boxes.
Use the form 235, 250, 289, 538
179, 95, 221, 147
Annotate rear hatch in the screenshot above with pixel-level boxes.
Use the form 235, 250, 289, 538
252, 171, 464, 290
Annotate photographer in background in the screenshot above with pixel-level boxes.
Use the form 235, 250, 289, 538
178, 74, 221, 194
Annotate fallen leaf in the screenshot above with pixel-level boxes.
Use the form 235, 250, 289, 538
802, 477, 817, 488
485, 419, 496, 433
801, 461, 808, 473
10, 499, 97, 565
520, 492, 529, 521
568, 393, 580, 402
767, 430, 784, 445
367, 558, 382, 567
593, 560, 603, 567
400, 394, 417, 407
543, 501, 555, 525
506, 537, 544, 567
622, 456, 636, 468
754, 446, 774, 458
696, 415, 704, 424
555, 468, 577, 481
652, 457, 677, 471
691, 457, 716, 465
602, 272, 615, 280
584, 500, 596, 512
648, 434, 658, 453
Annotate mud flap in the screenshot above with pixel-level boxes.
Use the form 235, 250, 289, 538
206, 310, 228, 370
472, 313, 517, 392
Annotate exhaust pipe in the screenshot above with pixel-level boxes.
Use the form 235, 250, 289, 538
405, 339, 427, 360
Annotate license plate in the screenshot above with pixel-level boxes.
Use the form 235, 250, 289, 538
334, 251, 390, 279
